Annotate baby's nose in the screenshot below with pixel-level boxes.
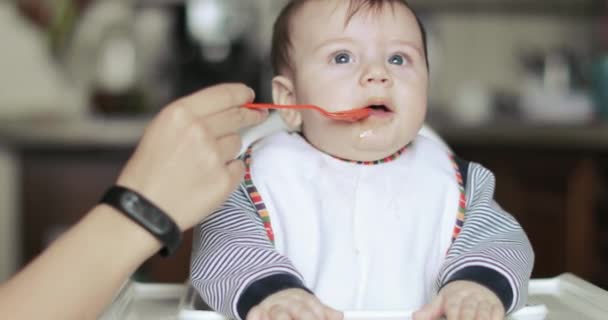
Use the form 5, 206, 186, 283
361, 68, 392, 86
366, 75, 389, 83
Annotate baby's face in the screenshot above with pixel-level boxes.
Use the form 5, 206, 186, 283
280, 0, 428, 161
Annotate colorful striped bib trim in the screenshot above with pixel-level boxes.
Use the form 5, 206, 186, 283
331, 145, 408, 165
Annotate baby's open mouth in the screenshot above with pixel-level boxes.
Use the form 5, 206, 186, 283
367, 104, 391, 112
365, 104, 393, 117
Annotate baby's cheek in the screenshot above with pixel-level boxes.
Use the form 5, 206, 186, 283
399, 111, 424, 132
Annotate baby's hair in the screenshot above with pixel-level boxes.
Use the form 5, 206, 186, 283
271, 0, 429, 76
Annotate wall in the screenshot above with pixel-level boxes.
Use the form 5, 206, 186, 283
0, 2, 84, 120
0, 146, 20, 282
427, 13, 594, 110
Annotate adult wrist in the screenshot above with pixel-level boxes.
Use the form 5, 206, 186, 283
92, 204, 162, 258
99, 185, 182, 257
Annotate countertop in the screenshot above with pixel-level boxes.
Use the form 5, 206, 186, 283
434, 122, 608, 150
0, 117, 150, 149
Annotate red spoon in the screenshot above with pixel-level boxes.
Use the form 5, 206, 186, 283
244, 103, 371, 122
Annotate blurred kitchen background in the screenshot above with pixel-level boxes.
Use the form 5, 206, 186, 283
1, 0, 608, 290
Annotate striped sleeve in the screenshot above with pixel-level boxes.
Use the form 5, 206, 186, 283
189, 184, 306, 320
436, 162, 535, 314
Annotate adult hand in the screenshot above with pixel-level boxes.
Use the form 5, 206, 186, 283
116, 83, 268, 230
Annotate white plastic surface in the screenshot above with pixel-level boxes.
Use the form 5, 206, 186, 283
527, 274, 608, 320
100, 280, 186, 320
179, 309, 549, 320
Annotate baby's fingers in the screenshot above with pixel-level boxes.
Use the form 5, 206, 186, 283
295, 299, 342, 320
324, 306, 344, 320
413, 296, 443, 320
297, 297, 327, 320
457, 298, 478, 320
247, 306, 268, 320
291, 303, 322, 320
490, 305, 504, 320
269, 305, 293, 320
474, 303, 491, 320
445, 295, 464, 320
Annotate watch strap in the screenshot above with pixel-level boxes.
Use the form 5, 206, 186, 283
100, 185, 182, 256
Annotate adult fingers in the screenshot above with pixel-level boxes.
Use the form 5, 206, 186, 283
225, 160, 246, 188
174, 83, 255, 117
216, 134, 243, 162
202, 105, 268, 138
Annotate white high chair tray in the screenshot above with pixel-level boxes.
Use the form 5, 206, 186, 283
177, 288, 546, 320
526, 273, 608, 320
101, 273, 608, 320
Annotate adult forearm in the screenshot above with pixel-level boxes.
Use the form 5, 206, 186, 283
0, 205, 161, 319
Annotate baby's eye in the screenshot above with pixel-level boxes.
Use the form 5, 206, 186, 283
388, 54, 407, 66
333, 52, 352, 64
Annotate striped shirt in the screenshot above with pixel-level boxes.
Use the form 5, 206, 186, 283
190, 160, 534, 319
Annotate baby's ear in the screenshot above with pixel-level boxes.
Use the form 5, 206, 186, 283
272, 76, 302, 130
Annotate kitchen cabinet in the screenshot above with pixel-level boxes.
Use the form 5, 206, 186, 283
20, 147, 130, 265
0, 118, 188, 282
0, 146, 19, 281
16, 145, 195, 283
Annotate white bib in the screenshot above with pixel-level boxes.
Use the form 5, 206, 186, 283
248, 131, 460, 311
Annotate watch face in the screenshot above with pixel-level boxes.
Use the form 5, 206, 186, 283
121, 192, 170, 233
122, 192, 143, 212
104, 186, 180, 256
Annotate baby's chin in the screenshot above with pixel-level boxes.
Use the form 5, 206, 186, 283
322, 132, 412, 162
301, 117, 418, 161
352, 136, 410, 159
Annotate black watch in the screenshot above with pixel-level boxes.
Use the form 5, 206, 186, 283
100, 186, 182, 257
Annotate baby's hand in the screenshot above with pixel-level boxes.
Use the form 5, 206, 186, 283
246, 288, 343, 320
413, 281, 505, 320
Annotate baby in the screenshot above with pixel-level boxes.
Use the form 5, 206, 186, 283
190, 1, 534, 320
